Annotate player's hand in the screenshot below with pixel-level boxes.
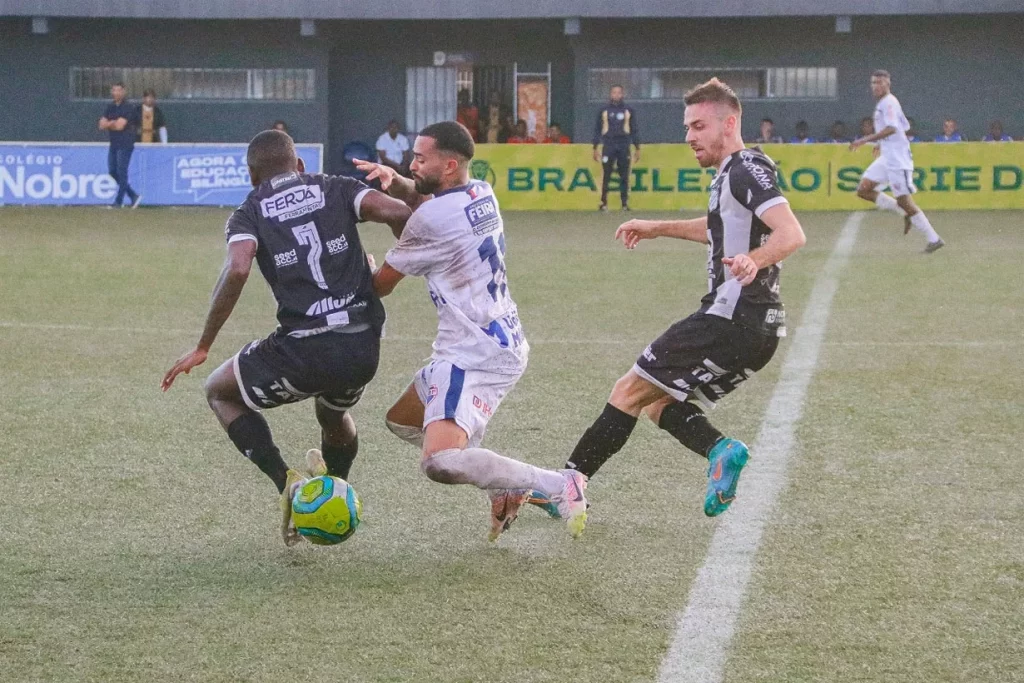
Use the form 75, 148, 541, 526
366, 253, 377, 271
872, 145, 881, 158
353, 159, 397, 191
849, 138, 865, 151
722, 254, 759, 286
633, 148, 641, 163
615, 219, 659, 249
161, 347, 208, 392
593, 149, 601, 163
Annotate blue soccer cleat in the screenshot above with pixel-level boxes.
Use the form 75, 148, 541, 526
704, 438, 750, 517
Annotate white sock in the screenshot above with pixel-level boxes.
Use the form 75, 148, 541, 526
910, 211, 941, 242
874, 193, 906, 216
385, 419, 424, 448
422, 447, 564, 493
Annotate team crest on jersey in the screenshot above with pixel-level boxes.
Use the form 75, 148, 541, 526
708, 185, 720, 212
426, 385, 439, 405
260, 185, 324, 221
465, 195, 500, 236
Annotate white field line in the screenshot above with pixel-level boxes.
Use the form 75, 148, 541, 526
657, 212, 864, 683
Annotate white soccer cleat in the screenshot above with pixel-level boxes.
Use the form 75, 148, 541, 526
553, 469, 589, 539
304, 448, 328, 478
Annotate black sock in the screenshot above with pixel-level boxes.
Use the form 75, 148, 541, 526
658, 401, 724, 458
226, 412, 288, 493
565, 403, 637, 478
322, 434, 358, 480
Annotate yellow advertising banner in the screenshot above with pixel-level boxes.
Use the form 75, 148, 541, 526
470, 143, 1024, 211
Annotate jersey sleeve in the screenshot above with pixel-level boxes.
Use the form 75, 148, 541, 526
326, 175, 374, 222
384, 212, 450, 277
224, 201, 259, 246
730, 155, 789, 218
881, 97, 903, 130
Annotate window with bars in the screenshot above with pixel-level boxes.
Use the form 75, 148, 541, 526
587, 67, 836, 101
70, 67, 317, 101
406, 67, 458, 134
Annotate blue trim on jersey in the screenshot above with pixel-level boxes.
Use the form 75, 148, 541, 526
434, 182, 479, 198
445, 365, 466, 419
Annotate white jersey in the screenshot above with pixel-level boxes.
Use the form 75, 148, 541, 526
385, 181, 528, 375
873, 93, 914, 170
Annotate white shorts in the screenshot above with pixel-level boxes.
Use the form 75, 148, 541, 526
413, 360, 522, 447
863, 157, 916, 197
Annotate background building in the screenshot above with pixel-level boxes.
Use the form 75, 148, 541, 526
0, 1, 1021, 172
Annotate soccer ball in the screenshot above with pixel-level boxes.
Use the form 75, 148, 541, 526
291, 475, 362, 545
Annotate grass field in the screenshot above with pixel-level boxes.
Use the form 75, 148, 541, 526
1, 206, 1021, 682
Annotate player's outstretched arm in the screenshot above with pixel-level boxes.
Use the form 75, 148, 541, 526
725, 203, 806, 285
371, 261, 405, 298
359, 190, 413, 239
161, 239, 256, 391
353, 159, 428, 211
615, 217, 708, 249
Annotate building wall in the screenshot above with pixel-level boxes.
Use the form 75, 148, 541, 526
572, 15, 1024, 144
0, 18, 329, 146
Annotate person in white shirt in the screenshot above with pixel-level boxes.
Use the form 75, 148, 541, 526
375, 120, 412, 175
850, 70, 944, 253
354, 122, 588, 541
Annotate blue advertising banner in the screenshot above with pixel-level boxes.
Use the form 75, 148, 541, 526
0, 142, 324, 206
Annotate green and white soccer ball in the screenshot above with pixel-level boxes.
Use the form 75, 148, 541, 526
291, 475, 362, 545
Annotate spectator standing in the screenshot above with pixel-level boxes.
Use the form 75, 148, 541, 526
498, 113, 516, 143
272, 120, 289, 134
544, 123, 571, 143
456, 90, 480, 142
98, 82, 141, 208
789, 121, 816, 143
376, 119, 412, 175
592, 85, 640, 211
507, 119, 537, 143
983, 120, 1012, 141
137, 89, 168, 144
934, 119, 964, 142
482, 92, 505, 143
755, 118, 783, 143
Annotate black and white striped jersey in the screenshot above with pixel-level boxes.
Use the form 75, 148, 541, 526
699, 148, 789, 337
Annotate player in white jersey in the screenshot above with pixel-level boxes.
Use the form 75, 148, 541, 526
850, 70, 945, 253
353, 122, 588, 541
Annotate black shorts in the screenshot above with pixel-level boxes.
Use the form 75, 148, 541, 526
633, 312, 779, 407
233, 327, 380, 412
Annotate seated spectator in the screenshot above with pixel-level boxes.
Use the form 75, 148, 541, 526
498, 113, 517, 143
544, 122, 571, 143
825, 120, 851, 143
272, 120, 288, 134
983, 120, 1013, 142
789, 120, 816, 143
507, 119, 536, 143
376, 119, 412, 174
858, 117, 874, 138
934, 118, 964, 142
755, 118, 783, 143
906, 117, 921, 142
456, 90, 480, 142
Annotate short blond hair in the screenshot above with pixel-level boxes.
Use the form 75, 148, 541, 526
683, 78, 742, 114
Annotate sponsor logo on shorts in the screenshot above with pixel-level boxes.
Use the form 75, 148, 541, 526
472, 395, 493, 417
642, 346, 656, 362
274, 249, 298, 268
765, 308, 785, 325
464, 195, 500, 236
326, 235, 349, 255
260, 184, 324, 221
426, 385, 438, 405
